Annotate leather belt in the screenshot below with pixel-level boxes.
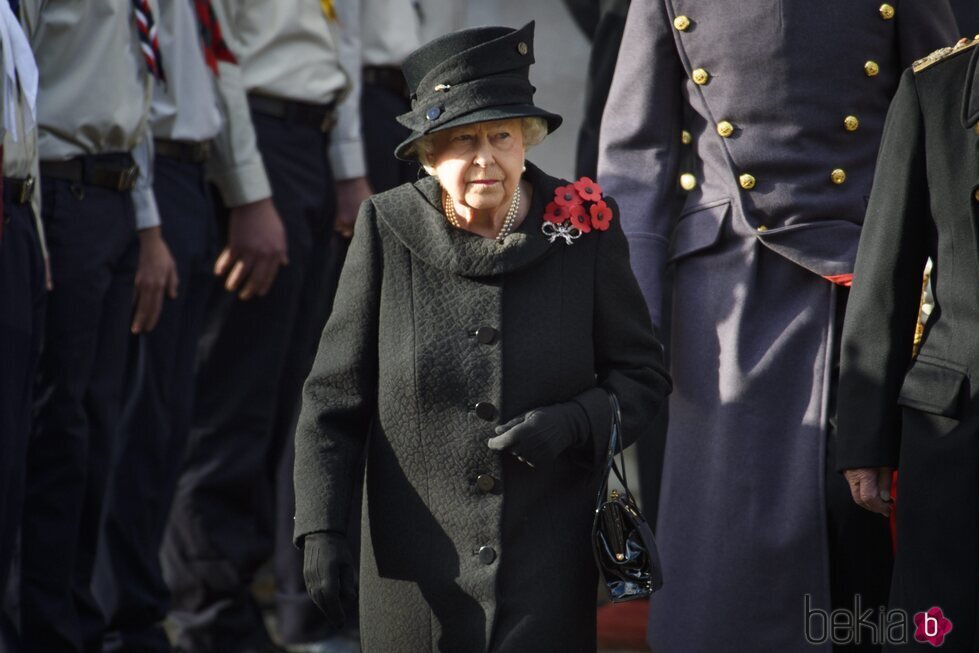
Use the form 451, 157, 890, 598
40, 153, 140, 192
363, 65, 409, 99
155, 138, 211, 163
4, 176, 35, 204
247, 93, 337, 132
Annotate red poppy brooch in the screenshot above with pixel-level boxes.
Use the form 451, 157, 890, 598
542, 177, 613, 244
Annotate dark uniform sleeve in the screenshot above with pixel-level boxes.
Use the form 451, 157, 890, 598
897, 0, 958, 68
597, 0, 685, 332
836, 70, 930, 471
293, 199, 382, 543
574, 198, 673, 464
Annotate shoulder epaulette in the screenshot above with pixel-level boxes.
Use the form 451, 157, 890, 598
913, 36, 979, 74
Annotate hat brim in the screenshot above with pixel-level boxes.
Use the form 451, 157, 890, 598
394, 105, 563, 161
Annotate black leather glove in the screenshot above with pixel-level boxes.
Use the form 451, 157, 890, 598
487, 401, 591, 467
302, 531, 357, 628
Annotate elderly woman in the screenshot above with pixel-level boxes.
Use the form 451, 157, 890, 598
293, 22, 670, 652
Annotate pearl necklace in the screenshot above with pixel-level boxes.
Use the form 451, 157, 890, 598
443, 183, 522, 243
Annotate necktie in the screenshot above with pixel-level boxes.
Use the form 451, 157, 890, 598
7, 0, 18, 18
132, 0, 165, 81
194, 0, 236, 76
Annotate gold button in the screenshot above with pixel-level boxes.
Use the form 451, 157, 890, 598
756, 225, 768, 232
692, 68, 710, 85
681, 130, 692, 145
517, 42, 529, 55
865, 61, 880, 77
739, 173, 756, 190
974, 122, 979, 135
674, 15, 691, 31
679, 173, 697, 191
879, 3, 895, 19
973, 188, 979, 202
843, 115, 859, 132
831, 168, 847, 185
717, 120, 734, 138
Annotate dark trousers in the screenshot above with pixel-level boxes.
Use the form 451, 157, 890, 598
360, 83, 417, 193
20, 176, 138, 653
162, 113, 337, 653
0, 192, 46, 652
825, 287, 893, 653
94, 156, 215, 653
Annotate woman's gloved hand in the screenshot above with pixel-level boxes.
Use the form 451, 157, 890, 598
487, 401, 590, 467
302, 531, 357, 628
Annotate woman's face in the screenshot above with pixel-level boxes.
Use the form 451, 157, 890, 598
431, 118, 525, 214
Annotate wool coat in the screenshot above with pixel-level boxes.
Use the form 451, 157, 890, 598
598, 1, 957, 651
838, 43, 979, 652
293, 162, 670, 652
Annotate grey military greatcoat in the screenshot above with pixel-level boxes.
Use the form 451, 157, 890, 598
599, 1, 956, 651
293, 162, 670, 652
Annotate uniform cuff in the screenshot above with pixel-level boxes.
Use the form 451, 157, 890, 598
329, 138, 367, 181
209, 160, 273, 207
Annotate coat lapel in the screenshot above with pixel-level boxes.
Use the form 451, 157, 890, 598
374, 161, 561, 278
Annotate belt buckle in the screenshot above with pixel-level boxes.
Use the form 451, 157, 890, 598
117, 165, 139, 191
19, 176, 34, 204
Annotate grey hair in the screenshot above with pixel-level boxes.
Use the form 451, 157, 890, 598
409, 116, 549, 174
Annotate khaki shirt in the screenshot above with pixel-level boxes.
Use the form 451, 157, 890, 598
154, 0, 271, 206
362, 0, 421, 67
216, 0, 364, 180
21, 0, 160, 229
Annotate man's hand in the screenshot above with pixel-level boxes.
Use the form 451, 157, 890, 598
843, 467, 895, 517
132, 226, 179, 334
334, 176, 373, 239
215, 197, 288, 300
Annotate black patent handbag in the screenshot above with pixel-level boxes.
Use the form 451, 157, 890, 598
592, 392, 664, 603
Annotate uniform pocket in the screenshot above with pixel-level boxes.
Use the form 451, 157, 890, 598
668, 200, 729, 263
896, 356, 968, 418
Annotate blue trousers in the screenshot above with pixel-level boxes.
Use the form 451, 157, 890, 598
20, 172, 138, 653
94, 155, 215, 653
0, 187, 46, 652
162, 113, 337, 653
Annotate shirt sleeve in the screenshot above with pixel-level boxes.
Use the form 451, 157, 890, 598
205, 0, 273, 207
131, 133, 161, 230
328, 0, 366, 181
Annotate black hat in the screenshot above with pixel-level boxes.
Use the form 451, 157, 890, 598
394, 21, 563, 161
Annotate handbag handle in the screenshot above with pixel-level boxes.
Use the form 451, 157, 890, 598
595, 392, 639, 511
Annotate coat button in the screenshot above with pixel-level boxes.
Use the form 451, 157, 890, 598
679, 173, 697, 191
691, 68, 710, 85
973, 188, 979, 202
475, 326, 498, 344
478, 546, 497, 565
673, 15, 691, 31
864, 61, 880, 77
739, 173, 756, 190
716, 120, 734, 138
475, 402, 498, 421
756, 225, 768, 232
426, 106, 442, 120
879, 3, 895, 19
517, 41, 529, 55
831, 168, 847, 185
476, 474, 497, 493
681, 129, 692, 145
843, 115, 859, 132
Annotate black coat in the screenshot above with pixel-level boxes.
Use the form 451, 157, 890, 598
293, 163, 670, 652
837, 41, 979, 651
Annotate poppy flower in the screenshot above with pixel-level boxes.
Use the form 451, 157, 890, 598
590, 201, 613, 231
544, 201, 568, 224
573, 176, 603, 202
553, 183, 584, 207
569, 204, 591, 233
